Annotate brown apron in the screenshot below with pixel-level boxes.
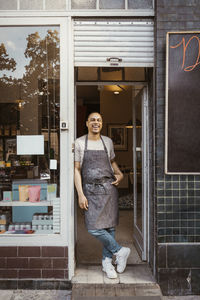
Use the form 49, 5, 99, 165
81, 135, 119, 230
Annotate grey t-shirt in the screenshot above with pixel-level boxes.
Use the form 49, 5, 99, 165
75, 135, 115, 166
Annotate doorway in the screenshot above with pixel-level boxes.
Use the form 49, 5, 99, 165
74, 67, 150, 268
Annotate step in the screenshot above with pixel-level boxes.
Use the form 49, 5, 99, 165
72, 265, 162, 299
72, 297, 161, 300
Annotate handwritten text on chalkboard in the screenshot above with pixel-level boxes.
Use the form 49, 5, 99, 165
170, 35, 200, 72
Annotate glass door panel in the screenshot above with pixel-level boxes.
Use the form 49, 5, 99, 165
133, 86, 147, 260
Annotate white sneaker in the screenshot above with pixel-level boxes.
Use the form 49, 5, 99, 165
115, 247, 131, 273
102, 257, 117, 279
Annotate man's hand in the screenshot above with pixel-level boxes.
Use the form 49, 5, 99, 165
111, 174, 123, 186
78, 195, 88, 210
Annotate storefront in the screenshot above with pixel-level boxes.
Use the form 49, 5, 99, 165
0, 0, 200, 296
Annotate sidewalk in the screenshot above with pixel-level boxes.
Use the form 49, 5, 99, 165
0, 290, 200, 300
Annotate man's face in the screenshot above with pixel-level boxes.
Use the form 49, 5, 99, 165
86, 113, 103, 134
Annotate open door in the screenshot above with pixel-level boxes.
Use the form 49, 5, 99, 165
133, 86, 148, 261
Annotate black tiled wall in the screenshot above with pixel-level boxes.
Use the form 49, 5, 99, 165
156, 0, 200, 295
156, 0, 200, 243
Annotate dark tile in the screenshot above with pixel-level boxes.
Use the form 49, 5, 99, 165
7, 258, 28, 268
0, 280, 17, 289
188, 190, 194, 196
42, 247, 65, 258
42, 270, 64, 279
0, 247, 17, 257
172, 228, 180, 235
158, 236, 166, 243
172, 182, 179, 189
180, 182, 187, 189
0, 270, 17, 278
167, 244, 200, 268
18, 247, 41, 257
172, 175, 179, 181
158, 245, 166, 268
158, 268, 192, 296
166, 220, 172, 227
188, 182, 194, 189
180, 190, 187, 197
158, 228, 165, 235
191, 269, 200, 294
158, 221, 165, 228
166, 198, 172, 205
0, 258, 6, 268
157, 190, 164, 196
158, 213, 166, 221
180, 228, 188, 235
180, 198, 187, 204
19, 269, 41, 279
158, 198, 164, 204
157, 181, 164, 189
165, 236, 173, 242
172, 220, 179, 227
157, 205, 165, 213
52, 259, 68, 269
29, 258, 52, 269
173, 190, 179, 197
165, 182, 172, 189
166, 228, 172, 235
173, 198, 179, 205
18, 280, 37, 289
195, 182, 200, 188
180, 175, 187, 181
165, 190, 172, 196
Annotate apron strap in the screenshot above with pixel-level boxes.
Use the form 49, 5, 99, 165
100, 136, 108, 154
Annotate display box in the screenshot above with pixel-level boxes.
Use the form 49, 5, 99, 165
47, 184, 57, 201
12, 179, 47, 201
3, 191, 12, 202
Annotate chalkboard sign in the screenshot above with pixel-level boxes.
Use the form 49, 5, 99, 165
165, 32, 200, 174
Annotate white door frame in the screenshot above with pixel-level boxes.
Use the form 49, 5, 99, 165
133, 87, 149, 261
69, 80, 150, 278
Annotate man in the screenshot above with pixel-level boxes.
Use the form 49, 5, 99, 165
74, 112, 130, 279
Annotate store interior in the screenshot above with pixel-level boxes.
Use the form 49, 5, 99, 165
75, 67, 146, 265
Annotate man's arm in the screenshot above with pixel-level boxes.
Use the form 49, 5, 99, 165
111, 160, 124, 186
74, 161, 88, 210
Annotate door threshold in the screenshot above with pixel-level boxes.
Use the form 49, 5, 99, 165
72, 264, 156, 285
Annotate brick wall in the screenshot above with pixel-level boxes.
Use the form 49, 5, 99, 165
155, 0, 200, 295
0, 246, 69, 289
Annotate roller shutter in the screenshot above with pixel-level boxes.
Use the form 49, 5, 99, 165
74, 19, 154, 67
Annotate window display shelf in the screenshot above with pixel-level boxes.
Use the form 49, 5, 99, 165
0, 201, 53, 206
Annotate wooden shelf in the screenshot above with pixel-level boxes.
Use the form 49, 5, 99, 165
0, 201, 53, 207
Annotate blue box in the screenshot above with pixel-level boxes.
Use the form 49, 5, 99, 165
12, 179, 47, 201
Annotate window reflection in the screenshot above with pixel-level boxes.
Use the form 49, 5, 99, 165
0, 27, 60, 235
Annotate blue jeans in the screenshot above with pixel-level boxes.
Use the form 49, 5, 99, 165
88, 227, 122, 260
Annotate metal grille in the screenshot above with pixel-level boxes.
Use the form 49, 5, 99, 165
74, 20, 154, 67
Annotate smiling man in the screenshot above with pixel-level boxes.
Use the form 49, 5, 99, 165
74, 112, 131, 279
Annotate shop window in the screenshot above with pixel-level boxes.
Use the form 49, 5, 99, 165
77, 67, 98, 81
100, 67, 123, 81
71, 0, 96, 9
0, 26, 60, 235
99, 0, 125, 9
125, 68, 145, 81
128, 0, 153, 9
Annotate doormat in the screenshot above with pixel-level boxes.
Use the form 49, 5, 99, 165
73, 297, 161, 300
